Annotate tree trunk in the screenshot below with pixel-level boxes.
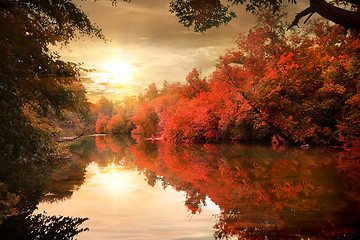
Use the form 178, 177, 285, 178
311, 0, 360, 30
237, 91, 296, 145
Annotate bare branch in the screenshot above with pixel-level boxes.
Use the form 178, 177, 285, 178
304, 12, 314, 24
288, 7, 313, 29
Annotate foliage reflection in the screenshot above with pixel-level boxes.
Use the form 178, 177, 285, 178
0, 155, 89, 239
120, 137, 359, 239
3, 135, 358, 239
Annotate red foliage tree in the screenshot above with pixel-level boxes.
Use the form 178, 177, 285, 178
130, 11, 360, 148
95, 118, 109, 134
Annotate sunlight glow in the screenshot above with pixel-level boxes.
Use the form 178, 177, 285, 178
35, 158, 220, 240
101, 61, 137, 84
85, 162, 132, 198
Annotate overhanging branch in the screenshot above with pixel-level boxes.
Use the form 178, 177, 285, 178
310, 0, 360, 30
288, 7, 313, 29
289, 0, 360, 30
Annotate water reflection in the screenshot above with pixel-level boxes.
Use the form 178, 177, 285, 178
0, 159, 89, 239
36, 143, 219, 239
128, 138, 360, 239
2, 135, 360, 239
68, 136, 360, 239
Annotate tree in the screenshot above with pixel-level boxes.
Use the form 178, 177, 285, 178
97, 96, 115, 117
213, 12, 360, 146
168, 0, 360, 32
144, 83, 160, 101
180, 68, 209, 98
160, 80, 170, 96
107, 106, 134, 134
131, 102, 160, 137
212, 10, 296, 144
95, 118, 110, 134
129, 10, 360, 147
0, 0, 110, 162
131, 83, 181, 138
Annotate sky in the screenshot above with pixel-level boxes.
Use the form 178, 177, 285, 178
58, 0, 306, 102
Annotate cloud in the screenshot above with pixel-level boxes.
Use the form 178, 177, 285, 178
66, 0, 307, 102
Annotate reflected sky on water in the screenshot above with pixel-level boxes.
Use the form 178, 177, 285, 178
35, 161, 220, 240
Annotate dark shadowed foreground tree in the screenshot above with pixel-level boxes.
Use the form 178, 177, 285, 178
0, 0, 112, 162
168, 0, 360, 32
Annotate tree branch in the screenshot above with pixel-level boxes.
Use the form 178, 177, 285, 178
222, 70, 296, 145
310, 0, 360, 30
342, 0, 360, 8
304, 12, 314, 24
288, 7, 313, 29
288, 0, 360, 30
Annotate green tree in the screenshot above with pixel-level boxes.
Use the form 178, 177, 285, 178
0, 0, 110, 162
97, 96, 115, 117
144, 83, 160, 101
160, 80, 170, 96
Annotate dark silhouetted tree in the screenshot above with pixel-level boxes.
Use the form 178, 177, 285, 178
168, 0, 360, 32
0, 0, 112, 162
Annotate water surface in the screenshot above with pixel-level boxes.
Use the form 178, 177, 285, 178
36, 162, 219, 240
1, 135, 360, 239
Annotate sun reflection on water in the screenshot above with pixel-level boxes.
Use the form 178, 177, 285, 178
84, 162, 136, 200
35, 160, 220, 240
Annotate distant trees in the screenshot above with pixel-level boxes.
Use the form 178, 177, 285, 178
95, 118, 110, 134
97, 96, 115, 117
94, 96, 138, 135
144, 83, 160, 101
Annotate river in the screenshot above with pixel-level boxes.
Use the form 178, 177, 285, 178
1, 135, 360, 239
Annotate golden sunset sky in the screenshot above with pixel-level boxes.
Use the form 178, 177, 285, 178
57, 0, 306, 102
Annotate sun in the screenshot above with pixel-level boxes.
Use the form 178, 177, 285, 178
102, 61, 137, 85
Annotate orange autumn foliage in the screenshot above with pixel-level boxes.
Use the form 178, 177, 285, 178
95, 118, 109, 134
